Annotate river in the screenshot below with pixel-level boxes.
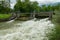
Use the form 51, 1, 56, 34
0, 18, 55, 40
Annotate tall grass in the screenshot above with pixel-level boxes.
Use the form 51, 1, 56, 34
49, 10, 60, 40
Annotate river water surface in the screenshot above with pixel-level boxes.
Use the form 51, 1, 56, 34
0, 18, 55, 40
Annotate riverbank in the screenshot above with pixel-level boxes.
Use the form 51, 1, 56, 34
49, 11, 60, 40
0, 14, 11, 22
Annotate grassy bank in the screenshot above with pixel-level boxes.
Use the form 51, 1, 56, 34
0, 14, 11, 19
49, 11, 60, 40
53, 11, 60, 40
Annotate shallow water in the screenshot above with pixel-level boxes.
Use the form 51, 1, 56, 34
0, 18, 54, 40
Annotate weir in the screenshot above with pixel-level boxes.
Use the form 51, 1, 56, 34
19, 12, 54, 20
9, 11, 55, 21
35, 12, 54, 20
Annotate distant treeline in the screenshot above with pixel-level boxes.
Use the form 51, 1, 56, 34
0, 0, 60, 13
14, 0, 60, 13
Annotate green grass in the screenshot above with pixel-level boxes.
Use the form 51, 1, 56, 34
49, 10, 60, 40
55, 24, 60, 40
0, 14, 11, 19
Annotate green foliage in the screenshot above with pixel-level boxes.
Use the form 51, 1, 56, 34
53, 11, 60, 24
55, 25, 60, 40
0, 14, 11, 19
14, 0, 40, 13
50, 10, 60, 40
14, 0, 60, 13
0, 4, 12, 14
0, 4, 5, 13
40, 5, 54, 12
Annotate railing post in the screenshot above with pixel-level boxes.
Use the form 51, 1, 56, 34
33, 11, 36, 18
49, 12, 53, 20
30, 12, 33, 19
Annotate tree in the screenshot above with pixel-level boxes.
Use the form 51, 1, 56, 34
14, 0, 40, 13
46, 5, 54, 11
41, 5, 47, 12
0, 4, 12, 14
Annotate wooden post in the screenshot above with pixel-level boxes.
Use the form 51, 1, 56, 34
30, 12, 33, 19
16, 11, 20, 18
33, 11, 36, 18
49, 12, 53, 20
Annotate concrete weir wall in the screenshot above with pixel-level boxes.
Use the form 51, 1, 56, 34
32, 12, 54, 20
9, 12, 54, 21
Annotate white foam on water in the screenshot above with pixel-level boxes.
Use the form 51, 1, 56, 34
6, 20, 15, 23
0, 18, 55, 40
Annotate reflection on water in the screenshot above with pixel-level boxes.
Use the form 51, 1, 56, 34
0, 18, 54, 40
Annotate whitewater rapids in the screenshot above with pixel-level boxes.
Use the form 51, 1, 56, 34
0, 18, 55, 40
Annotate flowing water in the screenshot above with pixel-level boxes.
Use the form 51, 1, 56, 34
0, 18, 55, 40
